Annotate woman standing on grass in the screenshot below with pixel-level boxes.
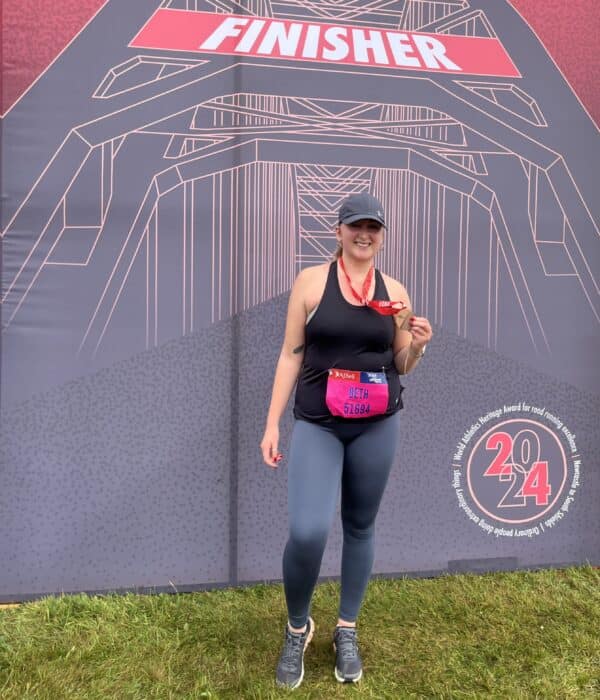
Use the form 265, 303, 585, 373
260, 192, 432, 689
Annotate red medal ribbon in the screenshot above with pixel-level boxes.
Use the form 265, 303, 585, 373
339, 257, 373, 305
338, 258, 407, 315
367, 300, 407, 315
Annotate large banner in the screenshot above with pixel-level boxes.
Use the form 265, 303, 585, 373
1, 1, 598, 601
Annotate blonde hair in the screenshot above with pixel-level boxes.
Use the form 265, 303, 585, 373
332, 224, 342, 260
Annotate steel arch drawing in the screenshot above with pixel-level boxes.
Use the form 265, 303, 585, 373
2, 0, 599, 405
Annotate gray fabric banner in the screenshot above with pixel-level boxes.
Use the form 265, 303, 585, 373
1, 0, 598, 601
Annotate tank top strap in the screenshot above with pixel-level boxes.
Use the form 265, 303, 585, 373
373, 268, 390, 301
322, 260, 342, 305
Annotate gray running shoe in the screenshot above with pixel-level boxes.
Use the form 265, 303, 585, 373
333, 625, 363, 683
275, 616, 315, 689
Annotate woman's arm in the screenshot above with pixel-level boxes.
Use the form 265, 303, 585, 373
384, 276, 433, 375
260, 268, 311, 468
393, 334, 428, 375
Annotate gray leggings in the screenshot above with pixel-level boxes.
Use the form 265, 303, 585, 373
283, 412, 401, 628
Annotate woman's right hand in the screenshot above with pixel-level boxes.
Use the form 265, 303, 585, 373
260, 424, 282, 469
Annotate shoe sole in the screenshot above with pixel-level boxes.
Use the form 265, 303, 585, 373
332, 641, 363, 683
275, 617, 315, 690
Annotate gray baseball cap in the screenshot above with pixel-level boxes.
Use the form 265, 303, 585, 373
338, 193, 386, 227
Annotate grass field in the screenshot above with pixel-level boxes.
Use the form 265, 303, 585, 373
0, 567, 598, 699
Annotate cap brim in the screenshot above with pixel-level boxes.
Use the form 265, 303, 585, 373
340, 213, 386, 227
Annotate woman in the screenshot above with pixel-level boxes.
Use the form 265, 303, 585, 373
260, 192, 433, 689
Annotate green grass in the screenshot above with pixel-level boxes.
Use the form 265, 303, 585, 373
0, 567, 598, 699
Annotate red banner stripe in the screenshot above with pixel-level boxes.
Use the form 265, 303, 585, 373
130, 9, 520, 78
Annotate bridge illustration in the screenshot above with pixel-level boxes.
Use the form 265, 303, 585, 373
2, 0, 598, 402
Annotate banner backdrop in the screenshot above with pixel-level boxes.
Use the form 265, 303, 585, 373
1, 1, 598, 601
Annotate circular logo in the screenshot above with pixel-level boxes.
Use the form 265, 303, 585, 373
467, 419, 566, 524
451, 405, 581, 538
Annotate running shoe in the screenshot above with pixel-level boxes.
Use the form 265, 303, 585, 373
333, 625, 363, 683
275, 616, 315, 689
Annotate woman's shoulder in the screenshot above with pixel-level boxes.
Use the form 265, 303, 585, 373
294, 263, 331, 312
379, 270, 407, 294
295, 262, 331, 287
379, 271, 410, 302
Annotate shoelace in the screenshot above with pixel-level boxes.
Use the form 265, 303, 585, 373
336, 628, 359, 661
280, 628, 306, 670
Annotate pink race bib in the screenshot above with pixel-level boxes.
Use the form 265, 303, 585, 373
325, 369, 389, 419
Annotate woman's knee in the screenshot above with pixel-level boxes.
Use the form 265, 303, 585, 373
288, 525, 329, 557
342, 519, 375, 541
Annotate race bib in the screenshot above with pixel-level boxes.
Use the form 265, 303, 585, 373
325, 369, 389, 419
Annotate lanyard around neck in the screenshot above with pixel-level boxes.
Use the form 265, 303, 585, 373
339, 256, 373, 304
338, 258, 407, 316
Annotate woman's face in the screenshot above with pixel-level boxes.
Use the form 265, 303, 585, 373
336, 219, 384, 260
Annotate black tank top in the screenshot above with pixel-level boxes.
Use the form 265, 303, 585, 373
294, 261, 404, 423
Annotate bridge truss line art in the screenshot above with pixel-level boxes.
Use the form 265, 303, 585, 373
1, 0, 598, 369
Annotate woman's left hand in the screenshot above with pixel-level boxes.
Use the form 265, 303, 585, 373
408, 316, 433, 350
